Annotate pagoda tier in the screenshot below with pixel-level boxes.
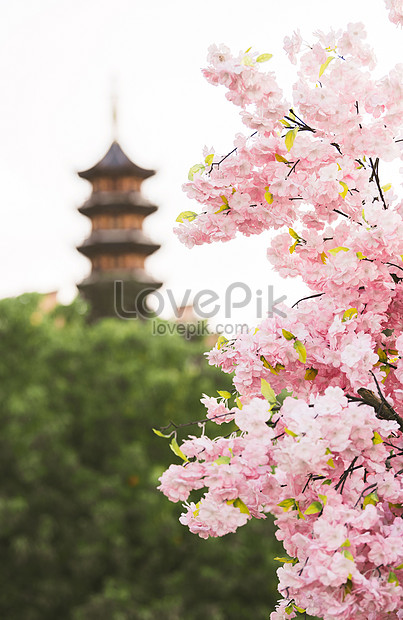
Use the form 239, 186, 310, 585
78, 191, 158, 217
77, 229, 160, 259
76, 140, 161, 320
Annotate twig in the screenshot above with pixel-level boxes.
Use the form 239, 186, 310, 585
286, 159, 300, 179
369, 157, 387, 210
354, 483, 377, 508
292, 293, 324, 308
208, 131, 257, 173
386, 262, 403, 273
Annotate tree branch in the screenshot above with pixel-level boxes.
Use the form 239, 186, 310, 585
354, 372, 403, 431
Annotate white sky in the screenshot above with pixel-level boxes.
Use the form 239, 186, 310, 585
0, 0, 400, 328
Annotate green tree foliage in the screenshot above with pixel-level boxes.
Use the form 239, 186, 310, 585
0, 294, 283, 619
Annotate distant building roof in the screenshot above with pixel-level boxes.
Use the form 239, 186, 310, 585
78, 141, 155, 181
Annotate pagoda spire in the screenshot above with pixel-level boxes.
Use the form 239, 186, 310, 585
111, 78, 119, 141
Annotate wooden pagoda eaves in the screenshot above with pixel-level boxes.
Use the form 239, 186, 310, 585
78, 140, 155, 181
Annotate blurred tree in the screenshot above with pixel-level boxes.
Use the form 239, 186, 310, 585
0, 294, 283, 619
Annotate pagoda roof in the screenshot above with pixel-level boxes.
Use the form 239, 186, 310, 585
78, 190, 158, 217
77, 229, 160, 258
78, 141, 155, 181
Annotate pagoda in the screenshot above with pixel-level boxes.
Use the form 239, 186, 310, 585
76, 139, 161, 320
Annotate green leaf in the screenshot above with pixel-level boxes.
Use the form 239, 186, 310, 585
233, 497, 250, 515
277, 498, 295, 511
377, 348, 388, 363
215, 203, 229, 214
380, 364, 391, 382
305, 367, 318, 380
276, 388, 293, 406
318, 494, 327, 505
256, 53, 273, 63
342, 308, 358, 322
275, 153, 289, 163
264, 187, 274, 204
363, 491, 379, 508
217, 335, 228, 349
372, 431, 383, 445
176, 211, 198, 223
356, 251, 367, 260
282, 329, 295, 341
217, 390, 232, 399
293, 605, 306, 613
261, 379, 276, 404
214, 456, 231, 465
289, 239, 299, 254
304, 501, 322, 515
260, 355, 277, 373
319, 55, 334, 77
344, 550, 354, 561
204, 153, 214, 166
169, 437, 188, 462
329, 246, 349, 255
188, 163, 205, 180
285, 604, 294, 615
382, 328, 394, 337
294, 340, 307, 364
274, 556, 298, 564
152, 428, 172, 438
339, 181, 349, 199
284, 427, 298, 437
341, 539, 351, 547
261, 358, 284, 375
395, 562, 403, 570
235, 396, 243, 409
285, 127, 298, 151
295, 500, 305, 520
381, 183, 392, 192
288, 228, 300, 240
344, 577, 353, 595
215, 195, 230, 214
327, 458, 335, 468
388, 571, 399, 585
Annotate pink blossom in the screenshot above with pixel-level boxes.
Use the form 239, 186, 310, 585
283, 30, 302, 65
158, 463, 206, 502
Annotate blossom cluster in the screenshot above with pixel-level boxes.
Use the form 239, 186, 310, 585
159, 15, 403, 620
384, 0, 403, 26
159, 390, 403, 618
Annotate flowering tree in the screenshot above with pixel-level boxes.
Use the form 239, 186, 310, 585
157, 4, 403, 618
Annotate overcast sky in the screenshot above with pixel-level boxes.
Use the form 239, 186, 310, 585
0, 0, 400, 327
